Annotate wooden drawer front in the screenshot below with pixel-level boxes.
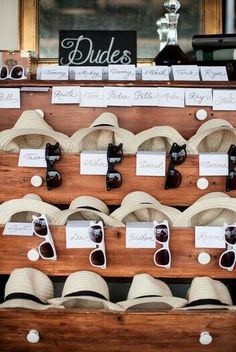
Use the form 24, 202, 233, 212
0, 310, 235, 352
0, 227, 233, 278
0, 154, 231, 206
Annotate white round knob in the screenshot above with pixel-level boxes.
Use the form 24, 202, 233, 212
31, 175, 43, 188
26, 329, 40, 344
35, 109, 44, 117
197, 177, 209, 190
27, 248, 40, 262
198, 252, 211, 265
196, 109, 208, 121
199, 331, 213, 345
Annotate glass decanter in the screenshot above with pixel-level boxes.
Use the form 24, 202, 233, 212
156, 17, 169, 52
154, 0, 189, 65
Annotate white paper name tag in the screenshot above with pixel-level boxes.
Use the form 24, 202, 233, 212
80, 87, 106, 107
108, 64, 136, 80
104, 87, 132, 106
80, 151, 107, 175
213, 90, 236, 110
40, 66, 69, 80
51, 86, 80, 104
66, 221, 96, 249
0, 88, 20, 108
132, 88, 159, 106
185, 88, 212, 106
3, 222, 33, 236
136, 151, 166, 176
126, 222, 155, 248
158, 87, 185, 107
195, 226, 225, 248
142, 66, 169, 81
172, 65, 200, 81
72, 66, 103, 80
199, 153, 228, 176
200, 66, 228, 81
18, 149, 46, 168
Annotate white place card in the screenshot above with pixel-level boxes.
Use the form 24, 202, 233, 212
66, 221, 96, 249
172, 65, 200, 81
136, 151, 166, 176
158, 87, 185, 107
126, 222, 155, 248
71, 66, 103, 80
51, 86, 80, 104
3, 222, 33, 236
104, 87, 132, 106
80, 87, 106, 107
108, 64, 136, 80
0, 88, 20, 108
80, 151, 107, 175
199, 153, 228, 176
40, 66, 69, 80
142, 66, 169, 81
200, 66, 228, 81
195, 226, 225, 248
185, 88, 213, 106
18, 149, 46, 168
132, 87, 159, 106
213, 90, 236, 111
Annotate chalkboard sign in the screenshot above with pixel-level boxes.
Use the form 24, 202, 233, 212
59, 30, 137, 66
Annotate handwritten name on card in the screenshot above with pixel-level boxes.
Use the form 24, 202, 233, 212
132, 88, 159, 106
3, 222, 33, 236
71, 66, 103, 80
104, 87, 132, 106
142, 66, 169, 81
80, 151, 107, 175
213, 90, 236, 110
199, 153, 228, 176
195, 226, 225, 248
51, 86, 80, 104
126, 222, 155, 248
172, 65, 200, 81
40, 66, 69, 80
18, 149, 46, 168
108, 64, 136, 80
66, 221, 96, 249
158, 87, 185, 107
136, 152, 166, 176
0, 88, 20, 108
185, 88, 213, 106
200, 66, 228, 81
80, 87, 106, 107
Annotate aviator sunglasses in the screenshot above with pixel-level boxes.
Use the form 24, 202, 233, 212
45, 142, 62, 191
153, 220, 171, 268
0, 65, 27, 80
165, 143, 187, 189
32, 214, 57, 260
88, 221, 106, 269
106, 143, 123, 191
226, 144, 236, 192
219, 225, 236, 271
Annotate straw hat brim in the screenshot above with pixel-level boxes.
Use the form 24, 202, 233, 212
181, 304, 231, 310
69, 196, 109, 214
48, 296, 123, 311
0, 299, 54, 310
117, 296, 187, 311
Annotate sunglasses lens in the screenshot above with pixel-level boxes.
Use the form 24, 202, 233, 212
220, 251, 235, 268
155, 249, 170, 266
226, 172, 236, 191
171, 144, 186, 165
225, 226, 236, 245
91, 249, 105, 266
45, 143, 61, 165
106, 171, 122, 191
155, 225, 169, 242
33, 218, 47, 236
46, 170, 62, 190
39, 242, 54, 258
0, 66, 8, 79
89, 225, 103, 243
11, 66, 24, 79
107, 144, 123, 163
165, 169, 182, 189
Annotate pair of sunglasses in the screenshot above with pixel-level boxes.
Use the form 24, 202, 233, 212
153, 221, 171, 268
32, 214, 57, 260
0, 65, 26, 80
45, 142, 62, 191
219, 225, 236, 271
89, 221, 106, 269
226, 144, 236, 192
165, 143, 187, 189
106, 143, 123, 191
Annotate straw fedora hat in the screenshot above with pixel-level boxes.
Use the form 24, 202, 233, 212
110, 191, 181, 226
182, 276, 232, 310
48, 271, 123, 311
0, 109, 71, 152
175, 192, 236, 227
187, 119, 236, 154
0, 267, 54, 310
117, 273, 187, 311
134, 126, 187, 152
69, 112, 136, 153
0, 194, 61, 224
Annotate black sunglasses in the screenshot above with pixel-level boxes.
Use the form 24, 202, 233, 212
106, 143, 123, 191
165, 143, 187, 189
226, 144, 236, 192
45, 142, 62, 191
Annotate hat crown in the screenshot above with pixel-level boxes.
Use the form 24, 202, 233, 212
69, 196, 109, 215
90, 112, 118, 128
14, 110, 52, 131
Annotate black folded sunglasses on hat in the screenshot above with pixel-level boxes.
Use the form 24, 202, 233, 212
45, 142, 62, 191
106, 143, 123, 191
165, 143, 187, 189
